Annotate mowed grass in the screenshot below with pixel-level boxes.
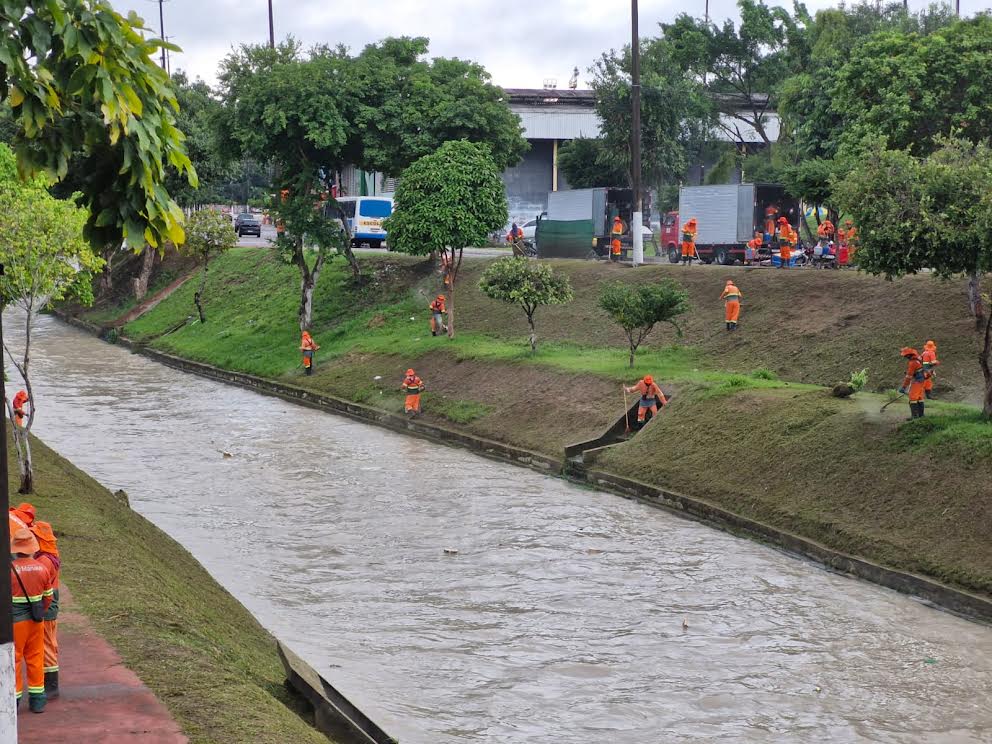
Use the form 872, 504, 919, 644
8, 435, 328, 744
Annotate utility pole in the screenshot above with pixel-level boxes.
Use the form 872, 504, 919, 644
268, 0, 275, 48
158, 0, 167, 69
631, 0, 644, 267
0, 262, 15, 736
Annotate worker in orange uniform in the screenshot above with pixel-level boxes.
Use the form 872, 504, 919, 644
624, 374, 668, 428
12, 389, 29, 427
610, 215, 626, 262
10, 528, 55, 713
506, 223, 525, 257
921, 340, 940, 399
681, 218, 698, 265
300, 330, 319, 376
744, 232, 762, 266
721, 280, 743, 331
900, 347, 930, 419
843, 220, 858, 259
429, 295, 447, 337
817, 219, 835, 241
401, 368, 425, 415
777, 217, 793, 268
12, 503, 61, 698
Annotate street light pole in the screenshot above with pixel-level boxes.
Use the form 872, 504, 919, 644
631, 0, 644, 267
268, 0, 275, 48
157, 0, 167, 69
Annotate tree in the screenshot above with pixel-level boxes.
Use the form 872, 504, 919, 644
599, 280, 689, 368
385, 140, 507, 338
1, 1, 196, 251
478, 258, 574, 352
557, 138, 629, 189
0, 144, 102, 493
592, 39, 713, 191
181, 209, 237, 323
833, 137, 992, 416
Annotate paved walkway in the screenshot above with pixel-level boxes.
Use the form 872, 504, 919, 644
17, 586, 186, 743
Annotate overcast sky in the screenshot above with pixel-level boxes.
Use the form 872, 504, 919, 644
117, 0, 982, 89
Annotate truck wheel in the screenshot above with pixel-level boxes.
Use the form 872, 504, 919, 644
667, 245, 680, 264
715, 248, 731, 265
369, 240, 382, 250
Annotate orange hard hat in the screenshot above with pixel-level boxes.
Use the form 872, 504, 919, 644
10, 528, 38, 556
436, 294, 445, 300
406, 368, 415, 376
925, 340, 936, 350
13, 503, 35, 524
643, 375, 654, 385
778, 216, 789, 224
901, 347, 918, 357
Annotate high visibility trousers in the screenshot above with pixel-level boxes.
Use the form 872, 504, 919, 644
302, 350, 314, 368
44, 619, 59, 673
611, 239, 622, 258
405, 394, 421, 413
14, 619, 45, 700
681, 241, 696, 258
725, 300, 740, 324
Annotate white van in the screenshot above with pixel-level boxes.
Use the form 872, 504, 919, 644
337, 196, 394, 250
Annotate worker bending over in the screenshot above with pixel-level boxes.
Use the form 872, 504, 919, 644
402, 369, 425, 415
12, 389, 29, 427
900, 347, 930, 419
429, 295, 448, 337
721, 280, 742, 331
611, 215, 626, 262
624, 375, 667, 428
745, 232, 762, 266
681, 218, 698, 265
507, 223, 525, 257
10, 528, 55, 713
921, 340, 940, 399
300, 331, 320, 376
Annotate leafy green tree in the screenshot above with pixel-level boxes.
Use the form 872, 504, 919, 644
167, 72, 230, 208
385, 140, 507, 338
833, 137, 992, 416
592, 39, 712, 191
181, 209, 238, 323
1, 1, 196, 250
478, 258, 574, 352
557, 137, 629, 189
0, 144, 102, 493
599, 280, 689, 367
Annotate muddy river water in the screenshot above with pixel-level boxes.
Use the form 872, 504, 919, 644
10, 315, 992, 742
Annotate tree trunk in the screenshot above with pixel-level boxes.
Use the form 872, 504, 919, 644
447, 280, 456, 339
132, 246, 157, 301
968, 273, 985, 330
527, 313, 537, 353
628, 346, 636, 368
99, 244, 116, 296
294, 240, 326, 332
15, 428, 33, 495
194, 264, 208, 324
981, 309, 992, 418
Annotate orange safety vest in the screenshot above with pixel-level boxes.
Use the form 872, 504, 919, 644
402, 376, 425, 394
430, 298, 446, 314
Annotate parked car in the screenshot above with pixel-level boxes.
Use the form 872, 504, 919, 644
234, 212, 261, 237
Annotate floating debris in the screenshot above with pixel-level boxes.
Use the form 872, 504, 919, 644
814, 686, 822, 693
222, 452, 233, 459
443, 548, 459, 555
682, 618, 689, 631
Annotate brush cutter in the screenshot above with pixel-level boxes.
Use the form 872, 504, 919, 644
880, 392, 906, 413
622, 385, 632, 434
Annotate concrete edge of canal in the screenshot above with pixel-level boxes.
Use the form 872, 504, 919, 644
52, 311, 992, 627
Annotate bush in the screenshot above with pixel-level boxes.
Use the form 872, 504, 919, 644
849, 367, 869, 392
751, 368, 777, 380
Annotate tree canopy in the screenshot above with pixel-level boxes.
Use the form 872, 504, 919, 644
0, 1, 196, 249
599, 280, 689, 367
557, 137, 629, 190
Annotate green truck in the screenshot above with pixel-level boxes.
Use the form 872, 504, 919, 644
535, 187, 645, 259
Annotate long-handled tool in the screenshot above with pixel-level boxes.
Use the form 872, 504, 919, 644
622, 385, 632, 434
880, 391, 906, 413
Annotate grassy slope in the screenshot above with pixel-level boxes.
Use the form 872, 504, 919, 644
8, 436, 327, 744
98, 248, 992, 596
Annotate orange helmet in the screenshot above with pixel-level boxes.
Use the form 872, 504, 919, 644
643, 375, 654, 386
406, 368, 415, 376
924, 340, 936, 350
436, 294, 445, 301
900, 347, 918, 358
686, 218, 697, 225
778, 216, 789, 224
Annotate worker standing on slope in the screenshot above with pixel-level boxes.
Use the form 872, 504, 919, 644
300, 330, 319, 376
429, 295, 448, 337
721, 280, 743, 331
12, 389, 29, 427
922, 340, 940, 399
402, 368, 425, 415
681, 218, 698, 265
10, 528, 55, 713
899, 347, 930, 419
624, 375, 668, 428
611, 215, 626, 262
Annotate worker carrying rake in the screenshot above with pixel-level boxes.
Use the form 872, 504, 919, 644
300, 330, 320, 376
624, 375, 668, 429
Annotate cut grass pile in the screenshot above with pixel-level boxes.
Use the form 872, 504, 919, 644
8, 435, 328, 744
